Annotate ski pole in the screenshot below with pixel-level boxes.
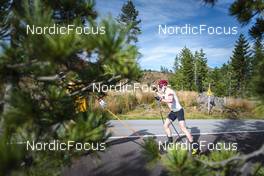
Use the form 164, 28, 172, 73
156, 100, 164, 124
156, 98, 183, 142
98, 98, 143, 140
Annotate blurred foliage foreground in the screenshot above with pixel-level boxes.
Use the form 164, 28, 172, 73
0, 0, 141, 175
142, 138, 264, 176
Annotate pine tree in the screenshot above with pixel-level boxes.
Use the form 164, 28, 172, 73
207, 65, 230, 97
160, 66, 169, 73
118, 0, 141, 44
252, 39, 263, 68
170, 55, 183, 90
0, 0, 141, 175
173, 55, 180, 72
170, 69, 184, 90
222, 63, 233, 97
0, 0, 10, 41
142, 138, 264, 176
202, 0, 264, 101
181, 47, 195, 90
229, 0, 264, 40
194, 49, 208, 92
203, 0, 264, 39
170, 47, 195, 90
251, 39, 264, 100
229, 34, 251, 97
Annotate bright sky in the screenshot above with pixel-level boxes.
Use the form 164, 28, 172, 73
96, 0, 252, 70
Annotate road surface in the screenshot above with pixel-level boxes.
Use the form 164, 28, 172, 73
63, 119, 264, 176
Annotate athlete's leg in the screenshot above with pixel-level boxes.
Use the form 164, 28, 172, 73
177, 109, 199, 154
163, 118, 172, 137
177, 109, 193, 142
179, 120, 193, 143
179, 120, 200, 155
164, 112, 177, 143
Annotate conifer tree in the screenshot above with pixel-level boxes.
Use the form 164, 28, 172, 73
118, 0, 141, 44
173, 55, 180, 72
142, 138, 264, 176
203, 0, 264, 100
0, 0, 10, 41
207, 65, 231, 97
251, 39, 264, 100
170, 47, 195, 90
229, 34, 251, 97
170, 69, 184, 90
170, 55, 184, 90
160, 66, 169, 73
229, 0, 264, 40
194, 49, 208, 92
203, 0, 264, 40
181, 47, 195, 90
252, 39, 263, 68
0, 0, 141, 175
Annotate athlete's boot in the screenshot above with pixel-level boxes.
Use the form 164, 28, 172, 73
191, 142, 200, 155
167, 136, 173, 144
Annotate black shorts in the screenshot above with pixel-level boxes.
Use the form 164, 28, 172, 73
168, 108, 185, 122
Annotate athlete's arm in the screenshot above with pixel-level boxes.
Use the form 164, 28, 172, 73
161, 94, 173, 103
156, 91, 163, 97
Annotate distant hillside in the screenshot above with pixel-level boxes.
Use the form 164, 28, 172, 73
139, 71, 173, 85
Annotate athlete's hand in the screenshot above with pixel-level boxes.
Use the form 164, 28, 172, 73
152, 86, 158, 92
154, 96, 162, 101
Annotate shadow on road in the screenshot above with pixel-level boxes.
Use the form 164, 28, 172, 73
107, 129, 156, 147
200, 120, 264, 156
63, 129, 162, 176
64, 120, 264, 176
91, 151, 152, 176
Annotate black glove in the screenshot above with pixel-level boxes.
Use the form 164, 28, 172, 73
152, 86, 158, 92
154, 96, 161, 101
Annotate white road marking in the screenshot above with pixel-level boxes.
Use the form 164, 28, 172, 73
8, 130, 264, 145
108, 130, 264, 139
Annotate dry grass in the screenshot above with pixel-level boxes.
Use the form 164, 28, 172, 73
176, 91, 198, 107
105, 92, 138, 114
136, 91, 155, 104
89, 71, 261, 119
92, 90, 260, 119
104, 90, 199, 114
225, 97, 256, 112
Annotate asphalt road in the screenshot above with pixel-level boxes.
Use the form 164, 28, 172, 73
108, 119, 264, 138
63, 119, 264, 176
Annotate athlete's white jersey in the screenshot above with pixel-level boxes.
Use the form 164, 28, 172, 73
161, 87, 182, 112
